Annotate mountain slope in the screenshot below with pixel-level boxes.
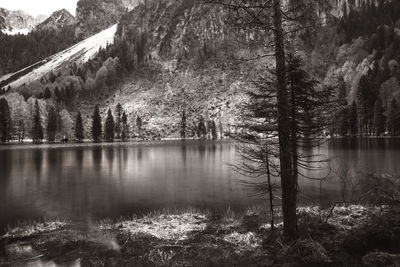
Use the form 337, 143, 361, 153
75, 0, 140, 38
0, 24, 117, 90
35, 9, 76, 32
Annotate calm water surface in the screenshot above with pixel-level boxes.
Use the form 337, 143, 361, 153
1, 139, 400, 232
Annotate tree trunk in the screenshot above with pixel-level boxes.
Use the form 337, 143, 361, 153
272, 0, 298, 241
266, 153, 274, 231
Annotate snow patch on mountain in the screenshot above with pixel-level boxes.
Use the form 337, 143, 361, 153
1, 28, 30, 35
0, 24, 118, 89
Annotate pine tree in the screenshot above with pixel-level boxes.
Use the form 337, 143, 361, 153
115, 103, 123, 139
92, 105, 102, 142
136, 116, 143, 139
357, 71, 378, 135
180, 110, 186, 140
75, 111, 84, 142
104, 109, 115, 142
32, 100, 43, 143
0, 98, 12, 143
388, 98, 400, 136
44, 87, 52, 99
373, 98, 385, 136
121, 112, 129, 141
218, 120, 224, 139
197, 117, 206, 139
211, 120, 218, 140
349, 102, 358, 136
47, 106, 57, 142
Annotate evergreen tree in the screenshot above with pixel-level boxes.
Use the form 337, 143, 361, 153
197, 117, 206, 139
115, 103, 123, 139
121, 112, 129, 141
44, 87, 52, 99
47, 106, 57, 142
338, 107, 349, 137
211, 120, 218, 140
0, 98, 12, 143
388, 98, 400, 136
75, 111, 84, 142
32, 100, 43, 143
104, 109, 115, 142
357, 71, 378, 135
136, 116, 143, 139
180, 110, 186, 140
373, 98, 385, 136
218, 120, 224, 139
92, 105, 102, 142
349, 102, 358, 136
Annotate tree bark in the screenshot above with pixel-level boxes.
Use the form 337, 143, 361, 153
272, 0, 298, 241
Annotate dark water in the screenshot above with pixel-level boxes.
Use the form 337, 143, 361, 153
1, 139, 400, 232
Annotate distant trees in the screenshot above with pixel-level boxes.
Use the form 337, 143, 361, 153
357, 72, 378, 135
349, 102, 359, 136
115, 103, 123, 139
32, 100, 44, 144
210, 120, 217, 140
122, 112, 129, 141
136, 116, 143, 139
0, 25, 80, 75
388, 99, 400, 136
180, 111, 186, 140
43, 87, 52, 99
75, 111, 84, 142
47, 107, 57, 142
197, 117, 206, 139
373, 98, 385, 136
0, 98, 12, 143
104, 109, 115, 142
92, 105, 102, 142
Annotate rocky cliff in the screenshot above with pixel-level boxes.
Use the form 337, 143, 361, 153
75, 0, 141, 38
35, 9, 76, 32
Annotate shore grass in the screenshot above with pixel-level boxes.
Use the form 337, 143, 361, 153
1, 204, 399, 266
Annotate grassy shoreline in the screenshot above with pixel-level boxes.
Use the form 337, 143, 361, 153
1, 205, 399, 266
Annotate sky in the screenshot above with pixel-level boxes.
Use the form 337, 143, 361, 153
0, 0, 79, 16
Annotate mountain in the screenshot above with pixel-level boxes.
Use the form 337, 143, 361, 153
35, 9, 76, 32
0, 24, 117, 90
1, 0, 400, 139
0, 8, 46, 35
75, 0, 141, 38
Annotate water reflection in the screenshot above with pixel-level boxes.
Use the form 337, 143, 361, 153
1, 139, 400, 232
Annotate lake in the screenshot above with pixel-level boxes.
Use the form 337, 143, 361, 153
1, 139, 400, 232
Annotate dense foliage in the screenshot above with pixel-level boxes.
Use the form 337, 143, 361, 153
0, 25, 80, 75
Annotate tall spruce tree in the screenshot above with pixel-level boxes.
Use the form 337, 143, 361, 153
211, 120, 218, 140
180, 110, 186, 140
121, 112, 129, 141
92, 105, 102, 142
47, 106, 57, 142
104, 109, 115, 142
286, 54, 332, 189
373, 98, 385, 136
115, 103, 123, 139
136, 116, 143, 139
357, 71, 378, 135
0, 98, 12, 143
32, 100, 43, 144
197, 117, 206, 139
349, 102, 359, 137
75, 111, 84, 142
388, 98, 400, 136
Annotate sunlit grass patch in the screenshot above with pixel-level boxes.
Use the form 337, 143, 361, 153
102, 211, 208, 241
223, 232, 262, 251
3, 220, 67, 239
